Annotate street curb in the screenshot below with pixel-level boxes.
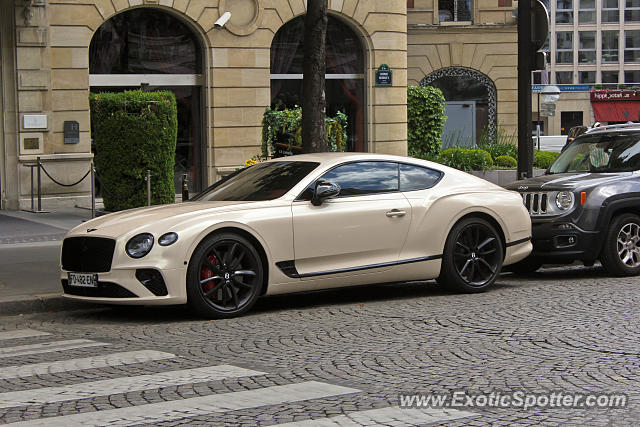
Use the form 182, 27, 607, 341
0, 295, 94, 316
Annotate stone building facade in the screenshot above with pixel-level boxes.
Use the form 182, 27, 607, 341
0, 0, 519, 210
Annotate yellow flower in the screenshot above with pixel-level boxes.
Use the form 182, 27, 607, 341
244, 158, 258, 167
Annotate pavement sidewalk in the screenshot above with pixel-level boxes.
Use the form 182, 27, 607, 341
0, 207, 96, 316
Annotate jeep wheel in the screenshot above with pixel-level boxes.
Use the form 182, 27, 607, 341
600, 214, 640, 276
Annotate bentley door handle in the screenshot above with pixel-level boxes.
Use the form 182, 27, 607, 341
386, 209, 406, 217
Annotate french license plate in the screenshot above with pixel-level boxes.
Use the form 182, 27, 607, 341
68, 272, 98, 288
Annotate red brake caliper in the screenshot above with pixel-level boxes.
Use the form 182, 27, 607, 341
201, 254, 217, 297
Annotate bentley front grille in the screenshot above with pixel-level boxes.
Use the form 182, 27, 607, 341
61, 237, 116, 273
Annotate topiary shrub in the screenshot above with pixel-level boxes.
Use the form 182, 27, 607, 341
534, 150, 560, 169
438, 148, 494, 171
90, 90, 178, 212
495, 155, 517, 168
408, 85, 447, 158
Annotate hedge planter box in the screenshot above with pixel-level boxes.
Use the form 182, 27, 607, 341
469, 169, 546, 186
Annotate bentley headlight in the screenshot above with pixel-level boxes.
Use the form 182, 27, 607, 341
126, 233, 154, 258
555, 191, 574, 211
158, 232, 178, 246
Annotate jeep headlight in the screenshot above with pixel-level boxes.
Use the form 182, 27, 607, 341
555, 191, 574, 211
126, 233, 154, 258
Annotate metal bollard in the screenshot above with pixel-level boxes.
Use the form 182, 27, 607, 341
146, 169, 151, 206
36, 156, 42, 212
90, 163, 96, 219
181, 174, 189, 202
30, 164, 35, 212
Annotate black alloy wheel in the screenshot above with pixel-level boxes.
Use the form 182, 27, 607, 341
439, 217, 504, 292
187, 233, 263, 318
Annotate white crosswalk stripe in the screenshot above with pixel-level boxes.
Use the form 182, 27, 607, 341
0, 349, 176, 380
0, 330, 480, 426
0, 339, 107, 359
5, 381, 361, 427
0, 329, 51, 341
275, 406, 479, 426
0, 365, 265, 409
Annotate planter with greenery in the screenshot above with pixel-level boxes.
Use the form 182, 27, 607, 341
90, 90, 178, 212
261, 107, 348, 157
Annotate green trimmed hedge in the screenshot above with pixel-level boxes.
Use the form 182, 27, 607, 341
90, 90, 178, 212
495, 155, 517, 168
534, 150, 560, 169
421, 145, 560, 172
408, 85, 447, 158
437, 148, 494, 171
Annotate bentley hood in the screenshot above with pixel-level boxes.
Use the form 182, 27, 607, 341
66, 200, 268, 238
505, 172, 633, 192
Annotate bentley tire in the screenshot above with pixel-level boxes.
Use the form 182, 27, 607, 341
187, 233, 264, 319
439, 217, 504, 293
600, 214, 640, 277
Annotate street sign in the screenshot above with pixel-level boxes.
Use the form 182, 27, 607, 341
375, 64, 392, 86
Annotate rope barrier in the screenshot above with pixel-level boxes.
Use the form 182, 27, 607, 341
39, 163, 91, 187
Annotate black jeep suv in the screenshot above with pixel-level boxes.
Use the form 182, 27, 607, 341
505, 124, 640, 276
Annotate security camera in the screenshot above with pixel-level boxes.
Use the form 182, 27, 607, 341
214, 12, 231, 28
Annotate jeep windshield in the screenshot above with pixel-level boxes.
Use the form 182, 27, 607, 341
548, 132, 640, 174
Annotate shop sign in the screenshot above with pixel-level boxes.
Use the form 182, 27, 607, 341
590, 90, 640, 102
375, 64, 392, 86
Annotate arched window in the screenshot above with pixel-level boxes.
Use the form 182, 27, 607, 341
421, 68, 497, 146
270, 16, 366, 151
89, 9, 204, 192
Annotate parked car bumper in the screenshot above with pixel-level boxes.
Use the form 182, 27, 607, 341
529, 220, 602, 263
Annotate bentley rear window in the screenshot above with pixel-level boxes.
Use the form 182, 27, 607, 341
193, 161, 319, 201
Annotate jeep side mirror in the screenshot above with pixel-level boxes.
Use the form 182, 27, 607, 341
311, 180, 341, 206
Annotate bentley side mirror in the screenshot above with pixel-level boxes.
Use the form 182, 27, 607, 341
311, 180, 341, 206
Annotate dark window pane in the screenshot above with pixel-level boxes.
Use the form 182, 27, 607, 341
270, 16, 364, 74
556, 32, 573, 49
602, 71, 619, 83
195, 162, 319, 202
438, 0, 472, 21
556, 51, 574, 63
556, 11, 573, 23
602, 10, 619, 22
556, 71, 573, 84
602, 31, 619, 62
626, 70, 640, 83
89, 9, 201, 74
579, 71, 595, 83
320, 162, 399, 197
400, 164, 442, 191
579, 11, 596, 23
627, 10, 640, 21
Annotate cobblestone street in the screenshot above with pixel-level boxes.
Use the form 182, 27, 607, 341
1, 266, 639, 425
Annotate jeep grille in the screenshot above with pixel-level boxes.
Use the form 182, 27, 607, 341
522, 192, 551, 216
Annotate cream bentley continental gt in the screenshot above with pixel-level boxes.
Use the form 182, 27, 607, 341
61, 153, 532, 318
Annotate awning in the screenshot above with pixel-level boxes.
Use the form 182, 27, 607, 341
591, 101, 640, 122
590, 90, 640, 122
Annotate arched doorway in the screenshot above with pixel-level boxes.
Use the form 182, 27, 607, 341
270, 15, 366, 152
89, 8, 205, 192
421, 67, 497, 146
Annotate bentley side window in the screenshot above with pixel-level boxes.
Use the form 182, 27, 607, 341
300, 161, 399, 199
399, 164, 443, 191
